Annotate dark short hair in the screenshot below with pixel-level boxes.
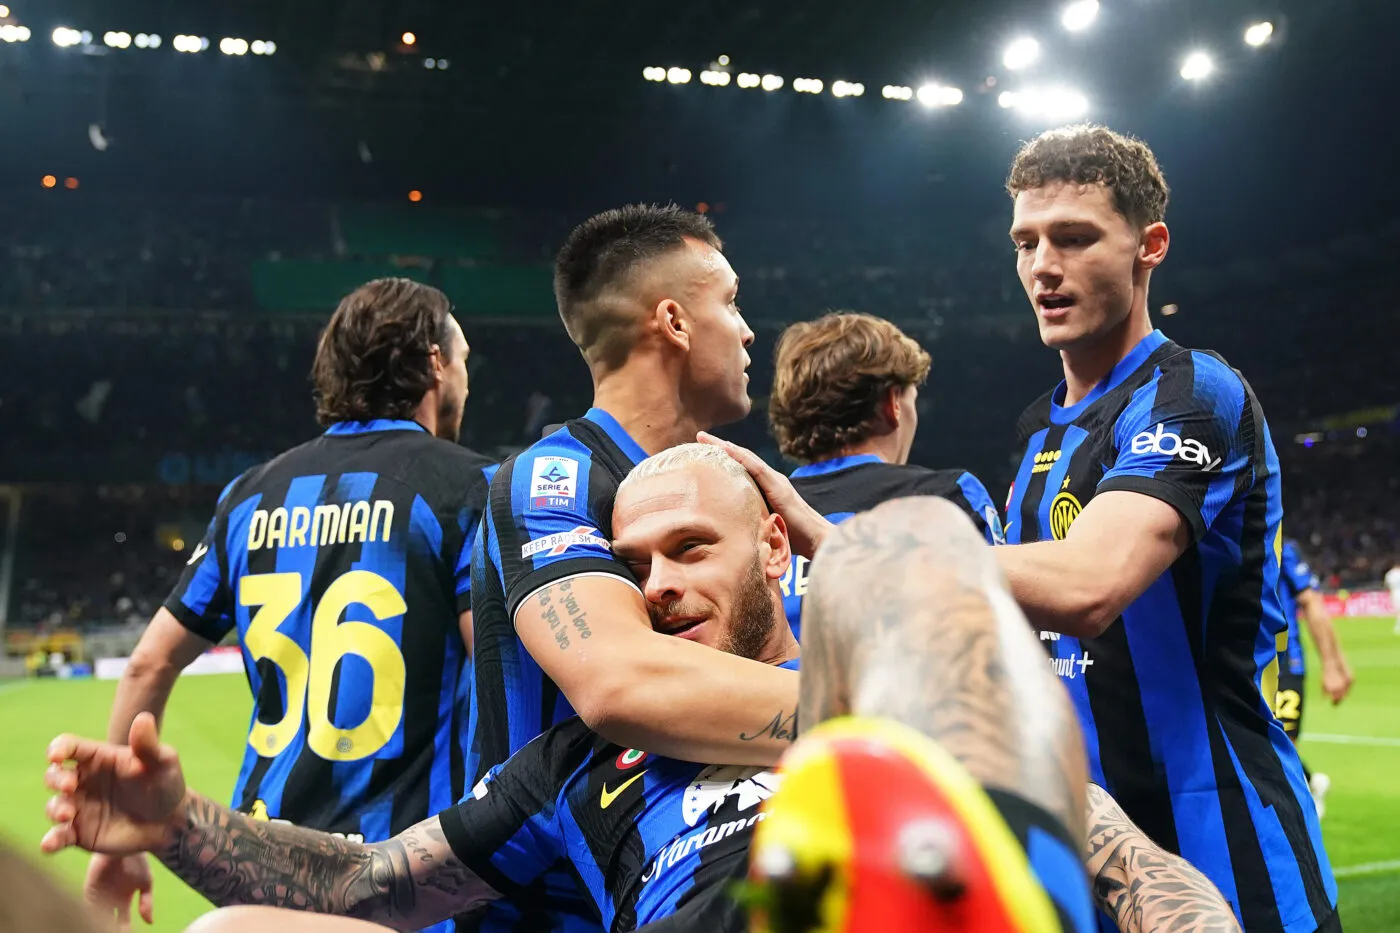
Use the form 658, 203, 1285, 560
312, 277, 454, 426
553, 204, 722, 367
1007, 124, 1170, 229
768, 312, 931, 463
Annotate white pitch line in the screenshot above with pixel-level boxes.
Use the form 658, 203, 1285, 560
1301, 733, 1400, 747
1334, 859, 1400, 879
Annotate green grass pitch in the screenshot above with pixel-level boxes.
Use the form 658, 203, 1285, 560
1, 616, 1396, 931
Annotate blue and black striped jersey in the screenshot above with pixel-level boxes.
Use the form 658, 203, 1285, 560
1004, 330, 1336, 933
783, 455, 1004, 639
443, 658, 802, 933
1278, 540, 1319, 677
162, 419, 494, 933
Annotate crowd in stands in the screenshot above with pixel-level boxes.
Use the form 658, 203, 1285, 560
3, 194, 1398, 632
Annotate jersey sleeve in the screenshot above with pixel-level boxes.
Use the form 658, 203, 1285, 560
437, 721, 591, 898
1280, 542, 1319, 596
453, 463, 499, 614
950, 471, 1006, 546
161, 478, 241, 642
490, 439, 637, 618
1096, 352, 1254, 543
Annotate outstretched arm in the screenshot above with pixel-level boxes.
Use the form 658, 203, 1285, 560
157, 797, 492, 931
1084, 784, 1240, 933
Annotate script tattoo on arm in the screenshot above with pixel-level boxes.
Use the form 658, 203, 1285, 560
799, 497, 1087, 840
1084, 784, 1241, 933
738, 709, 798, 743
156, 792, 497, 931
535, 588, 572, 651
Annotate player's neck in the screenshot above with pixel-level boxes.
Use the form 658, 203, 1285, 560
756, 601, 801, 666
837, 436, 898, 465
1059, 309, 1154, 406
410, 398, 439, 438
592, 369, 704, 456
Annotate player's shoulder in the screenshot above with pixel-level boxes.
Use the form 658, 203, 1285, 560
1015, 389, 1057, 443
510, 716, 601, 785
1149, 341, 1252, 406
885, 463, 979, 499
494, 420, 627, 508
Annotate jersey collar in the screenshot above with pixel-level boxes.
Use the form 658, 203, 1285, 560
324, 419, 430, 436
583, 408, 649, 466
1049, 329, 1168, 425
790, 453, 885, 478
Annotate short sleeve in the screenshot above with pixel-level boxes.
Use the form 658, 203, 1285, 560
1097, 353, 1253, 543
454, 464, 498, 614
949, 471, 1006, 546
437, 724, 588, 898
489, 440, 637, 619
162, 478, 242, 642
1281, 543, 1318, 595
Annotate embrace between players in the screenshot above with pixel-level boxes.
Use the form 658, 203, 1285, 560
44, 125, 1337, 933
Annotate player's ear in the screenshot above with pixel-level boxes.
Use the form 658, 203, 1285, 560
881, 386, 903, 432
1138, 221, 1170, 271
655, 299, 690, 352
760, 513, 792, 580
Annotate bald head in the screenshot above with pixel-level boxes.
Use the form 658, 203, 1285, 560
612, 444, 794, 662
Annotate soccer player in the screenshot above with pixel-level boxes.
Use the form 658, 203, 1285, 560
43, 452, 1235, 933
83, 279, 495, 933
766, 311, 1003, 636
1276, 538, 1354, 818
42, 445, 800, 933
988, 125, 1334, 931
1387, 561, 1400, 634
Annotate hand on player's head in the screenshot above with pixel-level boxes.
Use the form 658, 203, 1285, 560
41, 712, 187, 858
696, 433, 833, 559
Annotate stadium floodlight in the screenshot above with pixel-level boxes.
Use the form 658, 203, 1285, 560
1061, 0, 1099, 33
718, 54, 730, 66
700, 70, 731, 86
832, 81, 864, 98
148, 33, 162, 48
1244, 21, 1274, 48
761, 74, 783, 92
881, 84, 914, 101
737, 72, 761, 89
666, 66, 692, 84
436, 58, 448, 69
52, 26, 83, 48
916, 83, 963, 107
103, 31, 128, 48
999, 86, 1089, 120
1180, 50, 1214, 81
0, 5, 8, 18
135, 32, 150, 48
424, 57, 436, 68
0, 23, 28, 42
1002, 36, 1041, 71
793, 77, 823, 94
643, 66, 666, 82
219, 37, 248, 56
402, 31, 416, 46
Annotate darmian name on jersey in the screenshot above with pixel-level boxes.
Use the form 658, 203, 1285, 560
1129, 423, 1222, 470
246, 500, 394, 552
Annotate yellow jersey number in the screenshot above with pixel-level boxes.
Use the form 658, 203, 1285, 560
239, 570, 407, 762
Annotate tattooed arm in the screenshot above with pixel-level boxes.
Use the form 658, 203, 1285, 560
1085, 784, 1241, 933
157, 794, 495, 930
799, 497, 1088, 841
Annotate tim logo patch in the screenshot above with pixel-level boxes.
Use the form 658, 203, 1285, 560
531, 456, 578, 508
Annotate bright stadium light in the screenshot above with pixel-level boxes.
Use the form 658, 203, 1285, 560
103, 31, 131, 49
0, 23, 28, 42
831, 80, 864, 98
1061, 0, 1099, 33
793, 77, 823, 94
0, 5, 9, 17
1003, 36, 1041, 71
1180, 50, 1214, 81
219, 37, 249, 55
643, 66, 666, 82
423, 57, 436, 68
401, 31, 416, 46
700, 69, 731, 86
1244, 21, 1274, 47
761, 73, 783, 92
737, 72, 760, 88
666, 66, 692, 84
135, 32, 150, 48
718, 54, 730, 66
52, 26, 82, 48
999, 86, 1089, 120
881, 84, 914, 101
916, 83, 963, 107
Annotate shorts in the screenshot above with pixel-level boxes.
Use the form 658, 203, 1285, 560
1276, 671, 1306, 737
748, 716, 1096, 933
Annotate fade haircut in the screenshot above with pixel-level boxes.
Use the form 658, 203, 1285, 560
312, 277, 454, 426
768, 312, 931, 463
553, 204, 722, 369
1007, 124, 1170, 229
618, 443, 766, 521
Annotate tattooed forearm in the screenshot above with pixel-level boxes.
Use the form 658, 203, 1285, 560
739, 709, 798, 742
801, 497, 1087, 840
1085, 784, 1241, 933
156, 793, 495, 930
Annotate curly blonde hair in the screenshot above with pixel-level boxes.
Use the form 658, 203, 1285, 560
768, 312, 930, 463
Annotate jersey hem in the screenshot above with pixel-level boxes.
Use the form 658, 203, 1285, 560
508, 562, 641, 619
162, 598, 232, 644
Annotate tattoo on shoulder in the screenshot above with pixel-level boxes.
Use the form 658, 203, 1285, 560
536, 587, 572, 650
739, 709, 798, 743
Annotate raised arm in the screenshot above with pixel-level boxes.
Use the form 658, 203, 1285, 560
1084, 784, 1241, 933
516, 575, 799, 765
44, 714, 497, 933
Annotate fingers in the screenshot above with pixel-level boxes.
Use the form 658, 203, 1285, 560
697, 432, 765, 471
139, 884, 155, 924
41, 822, 77, 854
48, 733, 105, 766
46, 762, 79, 794
129, 712, 162, 763
116, 898, 132, 932
47, 793, 77, 824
